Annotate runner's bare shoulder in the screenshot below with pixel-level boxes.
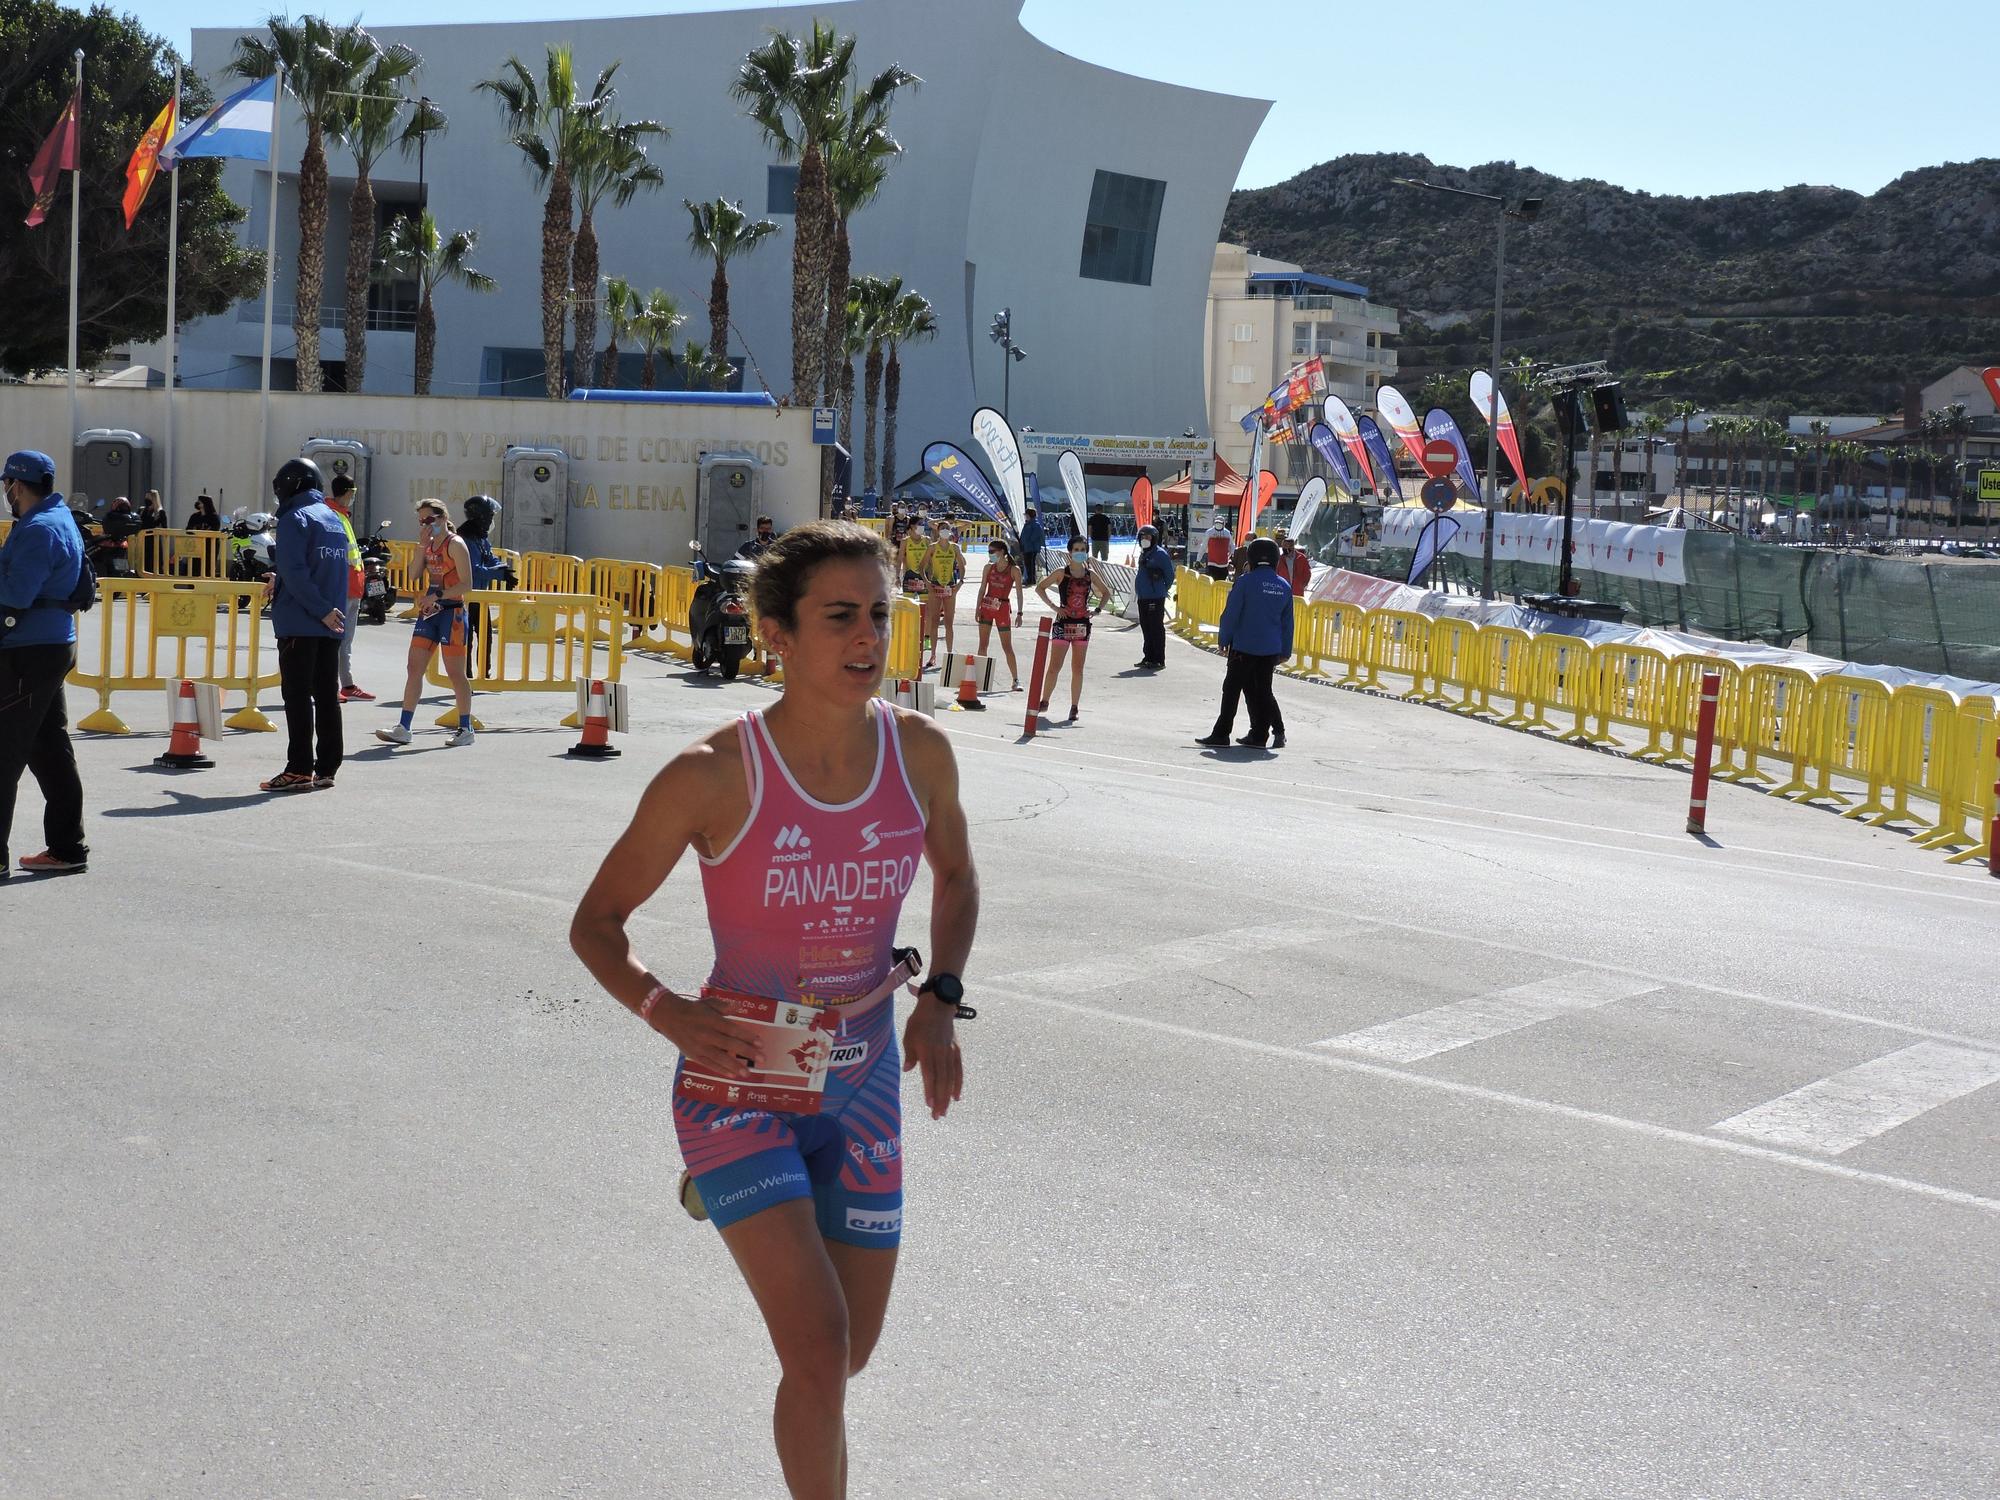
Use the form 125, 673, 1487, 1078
639, 720, 752, 858
885, 705, 958, 807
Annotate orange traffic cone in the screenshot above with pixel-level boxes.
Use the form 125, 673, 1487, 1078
954, 655, 985, 712
156, 679, 213, 770
567, 679, 621, 759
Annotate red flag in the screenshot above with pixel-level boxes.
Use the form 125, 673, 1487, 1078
24, 87, 81, 229
123, 96, 177, 229
1237, 469, 1278, 544
1131, 476, 1153, 533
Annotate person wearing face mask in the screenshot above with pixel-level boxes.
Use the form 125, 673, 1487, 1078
1196, 536, 1292, 750
1131, 524, 1174, 670
375, 500, 476, 749
737, 514, 778, 560
973, 540, 1023, 690
261, 458, 351, 792
920, 520, 965, 670
1031, 537, 1113, 723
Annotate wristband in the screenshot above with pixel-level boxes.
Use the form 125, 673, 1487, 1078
638, 983, 670, 1023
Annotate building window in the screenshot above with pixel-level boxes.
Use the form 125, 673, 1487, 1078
1078, 169, 1165, 286
1285, 445, 1311, 480
767, 165, 799, 216
1233, 322, 1255, 344
1229, 364, 1254, 385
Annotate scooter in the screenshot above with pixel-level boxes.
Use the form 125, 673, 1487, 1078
358, 520, 396, 624
225, 510, 277, 584
687, 541, 755, 681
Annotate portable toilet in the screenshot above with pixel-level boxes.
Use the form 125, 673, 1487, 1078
697, 451, 761, 560
500, 446, 569, 556
302, 438, 373, 532
72, 429, 153, 514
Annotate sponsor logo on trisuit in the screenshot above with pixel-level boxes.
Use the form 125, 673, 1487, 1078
858, 820, 923, 853
829, 1040, 869, 1068
846, 1207, 901, 1235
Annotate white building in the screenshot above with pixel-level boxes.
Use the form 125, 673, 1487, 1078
151, 0, 1268, 492
1202, 243, 1399, 482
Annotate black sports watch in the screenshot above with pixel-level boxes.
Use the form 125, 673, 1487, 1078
917, 973, 975, 1020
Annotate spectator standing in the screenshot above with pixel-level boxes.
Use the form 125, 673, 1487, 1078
1017, 505, 1047, 586
187, 495, 221, 531
261, 459, 349, 792
326, 474, 373, 703
0, 451, 89, 876
1275, 529, 1311, 596
1087, 506, 1112, 562
1131, 523, 1174, 670
137, 490, 168, 530
459, 494, 512, 673
1195, 536, 1293, 750
737, 514, 778, 560
1202, 517, 1234, 581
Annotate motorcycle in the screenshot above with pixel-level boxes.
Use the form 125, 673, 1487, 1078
358, 520, 396, 625
81, 522, 133, 579
225, 510, 277, 584
687, 541, 755, 681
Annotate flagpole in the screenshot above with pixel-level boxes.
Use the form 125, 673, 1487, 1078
66, 49, 83, 459
258, 66, 283, 497
164, 62, 181, 516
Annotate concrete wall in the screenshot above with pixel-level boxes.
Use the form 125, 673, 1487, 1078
0, 385, 816, 566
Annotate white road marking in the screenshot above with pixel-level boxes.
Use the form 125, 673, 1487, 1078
990, 921, 1363, 993
1313, 971, 1662, 1061
982, 983, 2000, 1217
1711, 1043, 2000, 1156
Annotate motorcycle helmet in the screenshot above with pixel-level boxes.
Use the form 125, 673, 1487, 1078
462, 493, 500, 538
272, 457, 324, 504
1246, 536, 1281, 568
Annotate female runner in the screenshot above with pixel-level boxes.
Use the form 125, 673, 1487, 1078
972, 538, 1023, 690
920, 519, 964, 669
571, 521, 978, 1500
374, 498, 475, 748
1032, 534, 1114, 722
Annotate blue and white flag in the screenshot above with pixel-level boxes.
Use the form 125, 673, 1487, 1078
161, 75, 278, 167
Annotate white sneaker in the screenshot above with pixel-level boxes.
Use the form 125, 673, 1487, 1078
374, 724, 412, 746
445, 727, 475, 747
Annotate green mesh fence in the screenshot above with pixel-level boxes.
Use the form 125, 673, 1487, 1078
1332, 530, 2000, 678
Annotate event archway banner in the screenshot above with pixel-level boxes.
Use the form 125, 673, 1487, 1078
1470, 369, 1529, 493
970, 407, 1027, 529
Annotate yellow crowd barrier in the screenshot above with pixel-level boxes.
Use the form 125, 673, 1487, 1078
520, 551, 584, 596
68, 577, 280, 734
1587, 643, 1674, 756
582, 559, 664, 644
1943, 700, 1997, 866
0, 517, 11, 545
424, 590, 624, 725
1803, 676, 1895, 813
1424, 616, 1486, 713
1361, 610, 1429, 696
1481, 626, 1537, 728
134, 528, 228, 579
383, 538, 425, 619
888, 595, 923, 680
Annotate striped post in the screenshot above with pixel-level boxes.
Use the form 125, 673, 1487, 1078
1023, 619, 1053, 739
1687, 670, 1720, 836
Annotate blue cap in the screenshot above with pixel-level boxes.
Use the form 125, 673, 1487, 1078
2, 450, 55, 484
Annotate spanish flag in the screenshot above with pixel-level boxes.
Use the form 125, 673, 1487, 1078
122, 96, 177, 229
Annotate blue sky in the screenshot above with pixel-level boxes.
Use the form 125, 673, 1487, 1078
117, 0, 1981, 197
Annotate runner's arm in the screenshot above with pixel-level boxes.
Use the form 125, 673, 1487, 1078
445, 537, 473, 602
899, 712, 976, 1120
1034, 569, 1060, 609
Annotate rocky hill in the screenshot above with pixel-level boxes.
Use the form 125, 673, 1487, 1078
1221, 154, 2000, 416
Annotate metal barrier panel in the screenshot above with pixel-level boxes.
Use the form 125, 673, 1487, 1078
1805, 676, 1895, 813
69, 578, 280, 734
1289, 600, 1338, 678
1173, 569, 1222, 641
1363, 610, 1431, 699
888, 596, 924, 680
1481, 627, 1538, 728
646, 564, 698, 659
425, 590, 623, 716
135, 529, 227, 579
520, 552, 585, 596
1324, 602, 1368, 685
1719, 665, 1819, 796
1870, 686, 1961, 837
583, 559, 663, 642
1426, 617, 1485, 713
1589, 643, 1672, 753
1648, 655, 1750, 773
1523, 633, 1594, 739
384, 538, 425, 619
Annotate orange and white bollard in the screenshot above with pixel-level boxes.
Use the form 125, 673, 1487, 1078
568, 679, 621, 759
1023, 619, 1053, 739
1686, 669, 1720, 836
156, 679, 214, 770
952, 654, 986, 712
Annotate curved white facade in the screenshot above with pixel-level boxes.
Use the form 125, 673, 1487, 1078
172, 0, 1268, 477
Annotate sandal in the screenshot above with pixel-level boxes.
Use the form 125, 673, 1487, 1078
259, 770, 317, 793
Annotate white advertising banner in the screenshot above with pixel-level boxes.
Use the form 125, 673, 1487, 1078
1058, 449, 1089, 537
1017, 432, 1213, 464
970, 407, 1027, 529
1376, 510, 1689, 586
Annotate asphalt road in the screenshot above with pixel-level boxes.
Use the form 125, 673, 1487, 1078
5, 599, 1997, 1500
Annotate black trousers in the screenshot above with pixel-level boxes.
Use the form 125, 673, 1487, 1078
1137, 598, 1167, 664
278, 635, 343, 777
1209, 651, 1285, 742
0, 642, 86, 863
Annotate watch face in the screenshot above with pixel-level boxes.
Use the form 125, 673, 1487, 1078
929, 974, 964, 1004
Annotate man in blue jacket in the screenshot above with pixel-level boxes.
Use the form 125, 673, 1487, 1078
1196, 536, 1293, 750
262, 458, 351, 792
0, 450, 89, 875
1131, 523, 1175, 670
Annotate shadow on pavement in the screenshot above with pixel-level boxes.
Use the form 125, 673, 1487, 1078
102, 788, 286, 818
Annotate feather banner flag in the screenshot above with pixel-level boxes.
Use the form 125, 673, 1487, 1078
1374, 385, 1426, 469
1239, 468, 1277, 545
1131, 475, 1154, 533
1291, 476, 1328, 546
1322, 396, 1376, 493
1470, 370, 1529, 494
1307, 421, 1354, 496
1407, 514, 1461, 585
1356, 415, 1402, 500
1423, 408, 1482, 498
969, 407, 1027, 530
922, 442, 1008, 530
1058, 450, 1089, 539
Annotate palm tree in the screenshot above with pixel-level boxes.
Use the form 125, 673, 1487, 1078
731, 21, 919, 406
631, 290, 684, 390
1931, 402, 1972, 526
338, 45, 441, 391
678, 338, 727, 391
1637, 411, 1668, 503
477, 46, 619, 398
878, 288, 935, 498
849, 273, 899, 495
1806, 418, 1831, 500
229, 16, 373, 394
821, 98, 902, 407
1668, 400, 1697, 502
570, 117, 666, 387
597, 275, 637, 388
374, 212, 496, 396
1417, 372, 1458, 417
684, 197, 778, 387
